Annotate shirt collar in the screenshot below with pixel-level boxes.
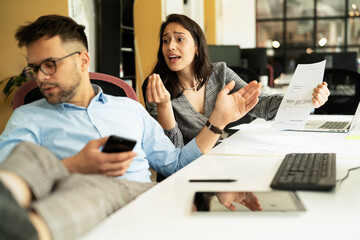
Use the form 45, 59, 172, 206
92, 84, 107, 104
52, 84, 107, 112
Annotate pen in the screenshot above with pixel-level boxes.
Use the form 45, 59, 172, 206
189, 179, 237, 182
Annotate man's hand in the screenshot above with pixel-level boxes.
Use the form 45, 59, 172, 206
62, 137, 137, 177
312, 82, 330, 108
210, 80, 262, 129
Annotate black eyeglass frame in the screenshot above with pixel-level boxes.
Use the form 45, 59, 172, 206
23, 51, 81, 80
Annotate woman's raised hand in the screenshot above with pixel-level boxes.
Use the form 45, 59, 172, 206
146, 73, 171, 106
210, 80, 262, 129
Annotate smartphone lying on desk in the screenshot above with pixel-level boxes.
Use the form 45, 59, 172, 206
102, 135, 136, 153
192, 191, 306, 213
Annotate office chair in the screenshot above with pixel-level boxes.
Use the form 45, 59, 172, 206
141, 77, 149, 109
229, 66, 259, 83
12, 72, 138, 110
315, 68, 360, 115
89, 72, 138, 101
267, 64, 274, 87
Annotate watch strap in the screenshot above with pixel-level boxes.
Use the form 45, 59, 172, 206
205, 120, 223, 134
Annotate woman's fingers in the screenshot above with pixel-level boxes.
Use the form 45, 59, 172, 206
238, 81, 262, 99
147, 74, 164, 103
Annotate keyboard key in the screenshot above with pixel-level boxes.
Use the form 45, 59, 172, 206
319, 121, 348, 129
270, 153, 336, 191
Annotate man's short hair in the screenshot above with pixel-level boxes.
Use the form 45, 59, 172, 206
15, 14, 88, 51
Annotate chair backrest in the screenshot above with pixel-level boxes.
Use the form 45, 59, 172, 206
315, 68, 360, 115
229, 66, 259, 83
12, 72, 138, 110
89, 72, 138, 101
267, 64, 274, 87
141, 77, 149, 109
12, 79, 40, 110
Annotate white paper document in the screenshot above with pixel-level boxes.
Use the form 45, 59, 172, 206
272, 60, 326, 129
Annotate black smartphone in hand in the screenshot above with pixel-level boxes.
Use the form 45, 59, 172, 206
102, 135, 137, 153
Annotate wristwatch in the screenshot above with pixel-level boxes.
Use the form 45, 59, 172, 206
205, 120, 223, 134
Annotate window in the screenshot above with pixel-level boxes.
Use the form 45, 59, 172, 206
256, 0, 360, 75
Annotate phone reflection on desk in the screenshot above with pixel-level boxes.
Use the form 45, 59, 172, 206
192, 191, 306, 213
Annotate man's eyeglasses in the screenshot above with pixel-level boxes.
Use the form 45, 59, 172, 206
23, 51, 80, 80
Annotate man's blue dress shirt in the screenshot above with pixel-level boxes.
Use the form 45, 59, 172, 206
0, 85, 202, 182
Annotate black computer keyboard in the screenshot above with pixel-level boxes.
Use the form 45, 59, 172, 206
270, 153, 336, 191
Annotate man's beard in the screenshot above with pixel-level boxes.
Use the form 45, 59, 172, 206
41, 70, 81, 105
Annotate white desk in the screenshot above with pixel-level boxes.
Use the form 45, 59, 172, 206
215, 115, 360, 158
80, 116, 360, 240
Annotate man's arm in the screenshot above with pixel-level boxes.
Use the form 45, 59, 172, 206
0, 110, 39, 163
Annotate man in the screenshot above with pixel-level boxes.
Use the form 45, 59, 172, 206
0, 15, 261, 239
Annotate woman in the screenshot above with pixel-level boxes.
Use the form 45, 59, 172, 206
144, 14, 330, 147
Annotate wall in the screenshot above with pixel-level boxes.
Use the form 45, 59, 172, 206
216, 0, 256, 48
68, 0, 96, 72
134, 0, 163, 104
183, 0, 204, 30
204, 0, 217, 44
0, 0, 68, 133
163, 0, 183, 19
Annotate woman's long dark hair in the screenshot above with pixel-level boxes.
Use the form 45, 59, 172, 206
152, 14, 213, 99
